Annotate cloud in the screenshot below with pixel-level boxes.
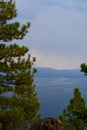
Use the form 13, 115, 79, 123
30, 49, 86, 69
15, 0, 87, 69
16, 0, 87, 18
29, 6, 87, 54
15, 0, 87, 23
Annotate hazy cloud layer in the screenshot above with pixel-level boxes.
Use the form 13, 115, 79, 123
15, 0, 87, 69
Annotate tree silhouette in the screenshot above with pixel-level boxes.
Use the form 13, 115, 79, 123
80, 63, 87, 75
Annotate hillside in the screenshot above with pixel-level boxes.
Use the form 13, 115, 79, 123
35, 67, 84, 78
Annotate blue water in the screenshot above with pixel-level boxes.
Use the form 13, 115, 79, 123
35, 77, 87, 118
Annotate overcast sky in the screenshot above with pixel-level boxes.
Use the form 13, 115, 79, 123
15, 0, 87, 70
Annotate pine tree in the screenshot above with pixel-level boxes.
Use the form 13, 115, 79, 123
0, 0, 40, 129
59, 88, 87, 130
80, 63, 87, 75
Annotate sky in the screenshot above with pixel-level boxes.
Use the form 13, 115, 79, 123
15, 0, 87, 70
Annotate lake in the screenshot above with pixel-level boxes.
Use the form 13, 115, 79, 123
35, 76, 87, 118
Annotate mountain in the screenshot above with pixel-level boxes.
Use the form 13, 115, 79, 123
35, 67, 84, 78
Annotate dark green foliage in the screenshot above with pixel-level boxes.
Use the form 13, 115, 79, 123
0, 0, 30, 42
0, 0, 40, 129
80, 63, 87, 75
59, 88, 87, 130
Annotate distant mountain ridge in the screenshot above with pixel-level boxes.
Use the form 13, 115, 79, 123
35, 67, 84, 78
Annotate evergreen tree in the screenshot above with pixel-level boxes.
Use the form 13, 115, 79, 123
80, 63, 87, 75
59, 88, 87, 130
0, 0, 40, 129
